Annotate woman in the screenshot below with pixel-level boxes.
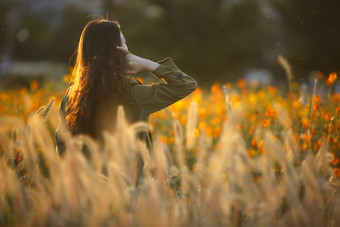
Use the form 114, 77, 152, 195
55, 19, 197, 157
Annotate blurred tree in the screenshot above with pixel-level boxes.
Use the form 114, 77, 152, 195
50, 6, 88, 63
13, 13, 53, 60
270, 0, 340, 79
11, 6, 88, 64
0, 0, 9, 52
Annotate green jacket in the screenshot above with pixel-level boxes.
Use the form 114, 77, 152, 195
55, 57, 197, 155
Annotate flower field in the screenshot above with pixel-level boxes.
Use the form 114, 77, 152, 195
150, 75, 340, 176
0, 73, 339, 226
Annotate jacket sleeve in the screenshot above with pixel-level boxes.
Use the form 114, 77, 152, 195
131, 57, 197, 114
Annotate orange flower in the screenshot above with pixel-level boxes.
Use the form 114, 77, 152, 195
198, 121, 206, 130
336, 106, 340, 115
324, 112, 332, 121
258, 90, 265, 100
258, 146, 264, 154
326, 72, 337, 86
211, 83, 221, 93
161, 135, 168, 143
251, 138, 257, 147
261, 119, 270, 127
313, 95, 321, 103
301, 133, 309, 141
237, 79, 247, 89
249, 125, 255, 135
268, 86, 277, 94
210, 117, 221, 125
19, 87, 27, 95
193, 92, 202, 104
179, 115, 187, 125
317, 71, 324, 79
199, 107, 207, 119
248, 94, 257, 105
248, 148, 258, 157
329, 136, 337, 144
334, 168, 340, 178
332, 93, 340, 102
293, 100, 302, 109
206, 126, 213, 137
225, 83, 232, 90
332, 154, 339, 165
265, 106, 277, 119
30, 81, 39, 90
302, 119, 310, 129
213, 126, 222, 137
194, 128, 200, 138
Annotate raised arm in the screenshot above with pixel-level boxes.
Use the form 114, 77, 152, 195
130, 57, 197, 114
117, 43, 197, 114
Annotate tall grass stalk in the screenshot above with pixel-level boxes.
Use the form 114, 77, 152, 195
308, 78, 318, 152
186, 101, 198, 150
277, 54, 294, 91
222, 85, 232, 116
0, 101, 339, 227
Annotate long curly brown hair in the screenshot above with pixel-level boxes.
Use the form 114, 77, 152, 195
66, 19, 128, 139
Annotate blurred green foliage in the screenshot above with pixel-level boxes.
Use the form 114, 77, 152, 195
49, 6, 88, 61
1, 0, 340, 84
13, 13, 52, 60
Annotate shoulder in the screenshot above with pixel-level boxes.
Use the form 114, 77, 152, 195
123, 76, 144, 93
121, 77, 143, 102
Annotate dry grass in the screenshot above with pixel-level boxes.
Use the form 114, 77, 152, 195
0, 96, 339, 227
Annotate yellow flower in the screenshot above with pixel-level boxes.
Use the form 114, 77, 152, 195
199, 107, 207, 119
204, 126, 212, 137
247, 148, 258, 157
213, 126, 222, 137
209, 117, 220, 125
248, 94, 257, 105
161, 135, 168, 144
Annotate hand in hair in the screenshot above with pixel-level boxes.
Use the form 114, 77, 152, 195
117, 46, 160, 75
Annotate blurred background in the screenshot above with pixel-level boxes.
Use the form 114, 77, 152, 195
1, 0, 340, 90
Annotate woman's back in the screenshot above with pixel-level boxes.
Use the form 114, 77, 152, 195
56, 57, 197, 155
